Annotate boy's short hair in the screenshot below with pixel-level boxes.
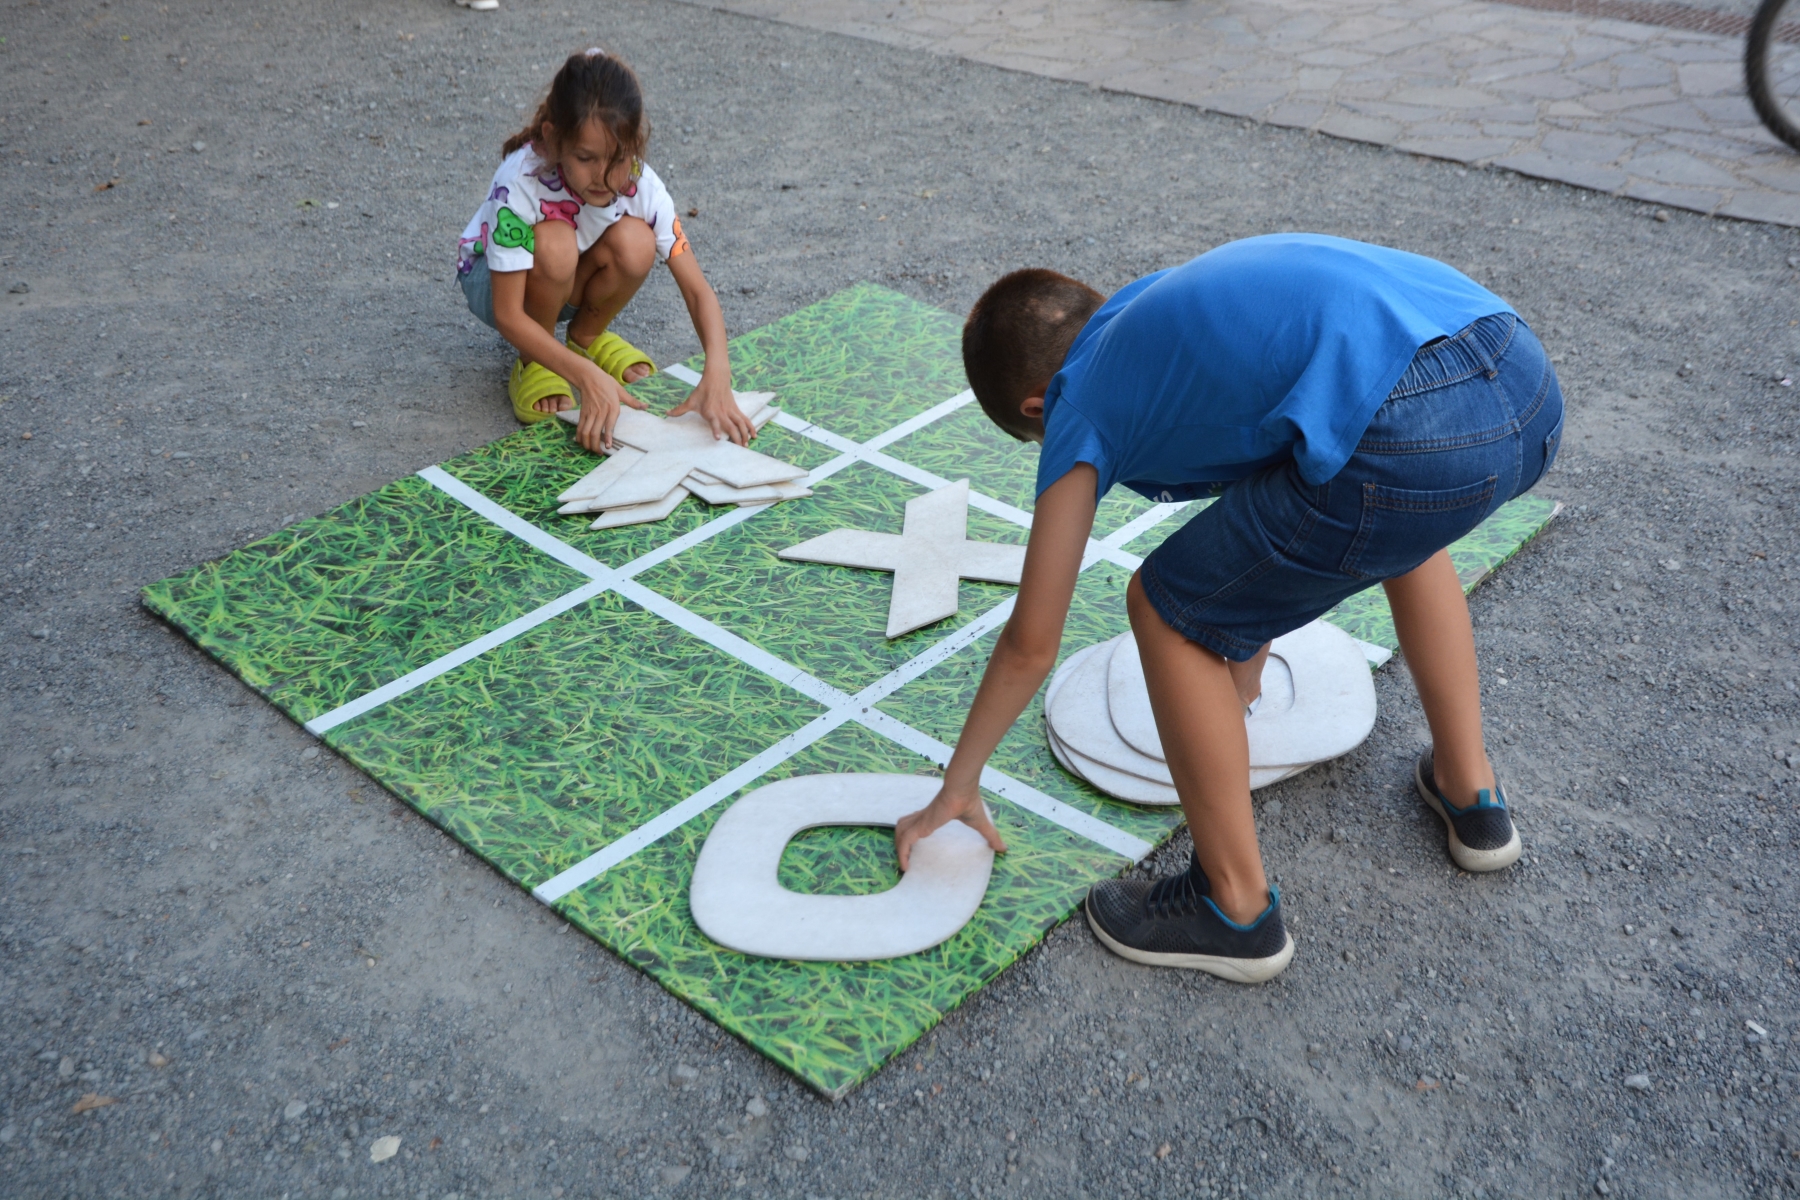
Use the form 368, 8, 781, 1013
962, 269, 1105, 441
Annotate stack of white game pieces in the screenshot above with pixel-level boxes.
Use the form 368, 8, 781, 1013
1043, 620, 1378, 805
555, 391, 810, 529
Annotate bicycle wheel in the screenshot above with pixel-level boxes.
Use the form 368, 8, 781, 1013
1747, 0, 1800, 152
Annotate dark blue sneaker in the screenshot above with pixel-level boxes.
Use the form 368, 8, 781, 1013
1415, 750, 1521, 872
1085, 852, 1295, 983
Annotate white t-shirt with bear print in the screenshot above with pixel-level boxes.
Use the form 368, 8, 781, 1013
457, 145, 688, 279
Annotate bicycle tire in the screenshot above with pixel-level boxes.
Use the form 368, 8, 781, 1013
1746, 0, 1800, 152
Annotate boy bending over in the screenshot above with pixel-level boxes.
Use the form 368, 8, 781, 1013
895, 234, 1563, 983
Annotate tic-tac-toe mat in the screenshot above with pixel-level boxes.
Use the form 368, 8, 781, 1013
142, 284, 1559, 1097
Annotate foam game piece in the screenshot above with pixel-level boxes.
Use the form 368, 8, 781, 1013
558, 446, 647, 507
689, 774, 994, 962
587, 485, 689, 529
778, 480, 1027, 638
1048, 638, 1180, 787
1042, 635, 1314, 802
685, 477, 814, 506
556, 392, 807, 510
1107, 621, 1376, 767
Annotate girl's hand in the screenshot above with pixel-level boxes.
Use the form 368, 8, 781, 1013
573, 362, 648, 454
667, 371, 754, 446
893, 779, 1007, 872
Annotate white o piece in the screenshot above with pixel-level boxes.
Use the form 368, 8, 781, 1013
1048, 721, 1181, 805
689, 774, 994, 962
1107, 620, 1376, 768
1043, 636, 1318, 802
1048, 637, 1182, 791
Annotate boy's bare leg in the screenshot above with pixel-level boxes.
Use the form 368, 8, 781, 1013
1126, 574, 1269, 926
1383, 548, 1497, 807
564, 217, 656, 389
1228, 641, 1271, 709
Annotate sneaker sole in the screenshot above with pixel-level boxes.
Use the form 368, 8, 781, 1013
1414, 758, 1522, 872
1084, 896, 1296, 983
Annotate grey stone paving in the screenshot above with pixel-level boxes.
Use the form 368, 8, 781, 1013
698, 0, 1800, 225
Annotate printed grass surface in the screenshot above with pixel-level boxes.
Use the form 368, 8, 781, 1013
725, 282, 969, 442
323, 592, 822, 888
884, 401, 1159, 538
142, 283, 1562, 1097
550, 721, 1129, 1099
140, 474, 588, 725
636, 459, 1031, 694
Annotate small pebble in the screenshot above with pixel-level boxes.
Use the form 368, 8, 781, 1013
191, 141, 206, 152
283, 1100, 307, 1121
1623, 1073, 1651, 1091
301, 746, 320, 760
745, 1096, 768, 1118
783, 1144, 809, 1162
7, 281, 27, 294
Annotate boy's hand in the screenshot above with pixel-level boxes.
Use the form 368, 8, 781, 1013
667, 371, 754, 446
894, 779, 1007, 872
573, 363, 648, 454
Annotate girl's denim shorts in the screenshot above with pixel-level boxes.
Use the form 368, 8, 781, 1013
458, 256, 577, 331
1138, 312, 1564, 661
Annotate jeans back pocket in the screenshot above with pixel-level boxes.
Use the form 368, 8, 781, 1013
1532, 415, 1564, 492
1340, 476, 1497, 581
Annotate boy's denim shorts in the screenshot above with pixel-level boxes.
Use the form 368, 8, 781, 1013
1138, 312, 1564, 662
459, 256, 577, 331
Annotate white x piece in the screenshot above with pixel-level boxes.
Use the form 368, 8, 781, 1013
556, 391, 805, 511
777, 479, 1027, 638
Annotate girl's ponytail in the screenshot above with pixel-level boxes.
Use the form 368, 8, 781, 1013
502, 98, 553, 158
499, 48, 648, 166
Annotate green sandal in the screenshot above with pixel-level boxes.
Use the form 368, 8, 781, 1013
570, 330, 654, 384
508, 358, 573, 425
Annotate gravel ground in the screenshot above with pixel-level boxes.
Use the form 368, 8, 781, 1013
2, 1, 1799, 1197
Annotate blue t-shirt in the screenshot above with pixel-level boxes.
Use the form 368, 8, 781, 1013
1035, 234, 1512, 502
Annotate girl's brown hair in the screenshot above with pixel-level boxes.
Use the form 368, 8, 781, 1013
502, 49, 649, 168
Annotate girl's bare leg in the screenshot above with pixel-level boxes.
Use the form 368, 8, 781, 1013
521, 220, 582, 414
1383, 548, 1497, 806
1126, 573, 1269, 925
564, 217, 657, 388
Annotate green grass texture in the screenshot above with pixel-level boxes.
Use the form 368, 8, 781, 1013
139, 474, 589, 725
322, 591, 823, 889
550, 721, 1128, 1099
723, 281, 969, 443
141, 283, 1561, 1098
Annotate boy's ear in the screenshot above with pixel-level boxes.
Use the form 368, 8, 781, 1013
1020, 395, 1046, 421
